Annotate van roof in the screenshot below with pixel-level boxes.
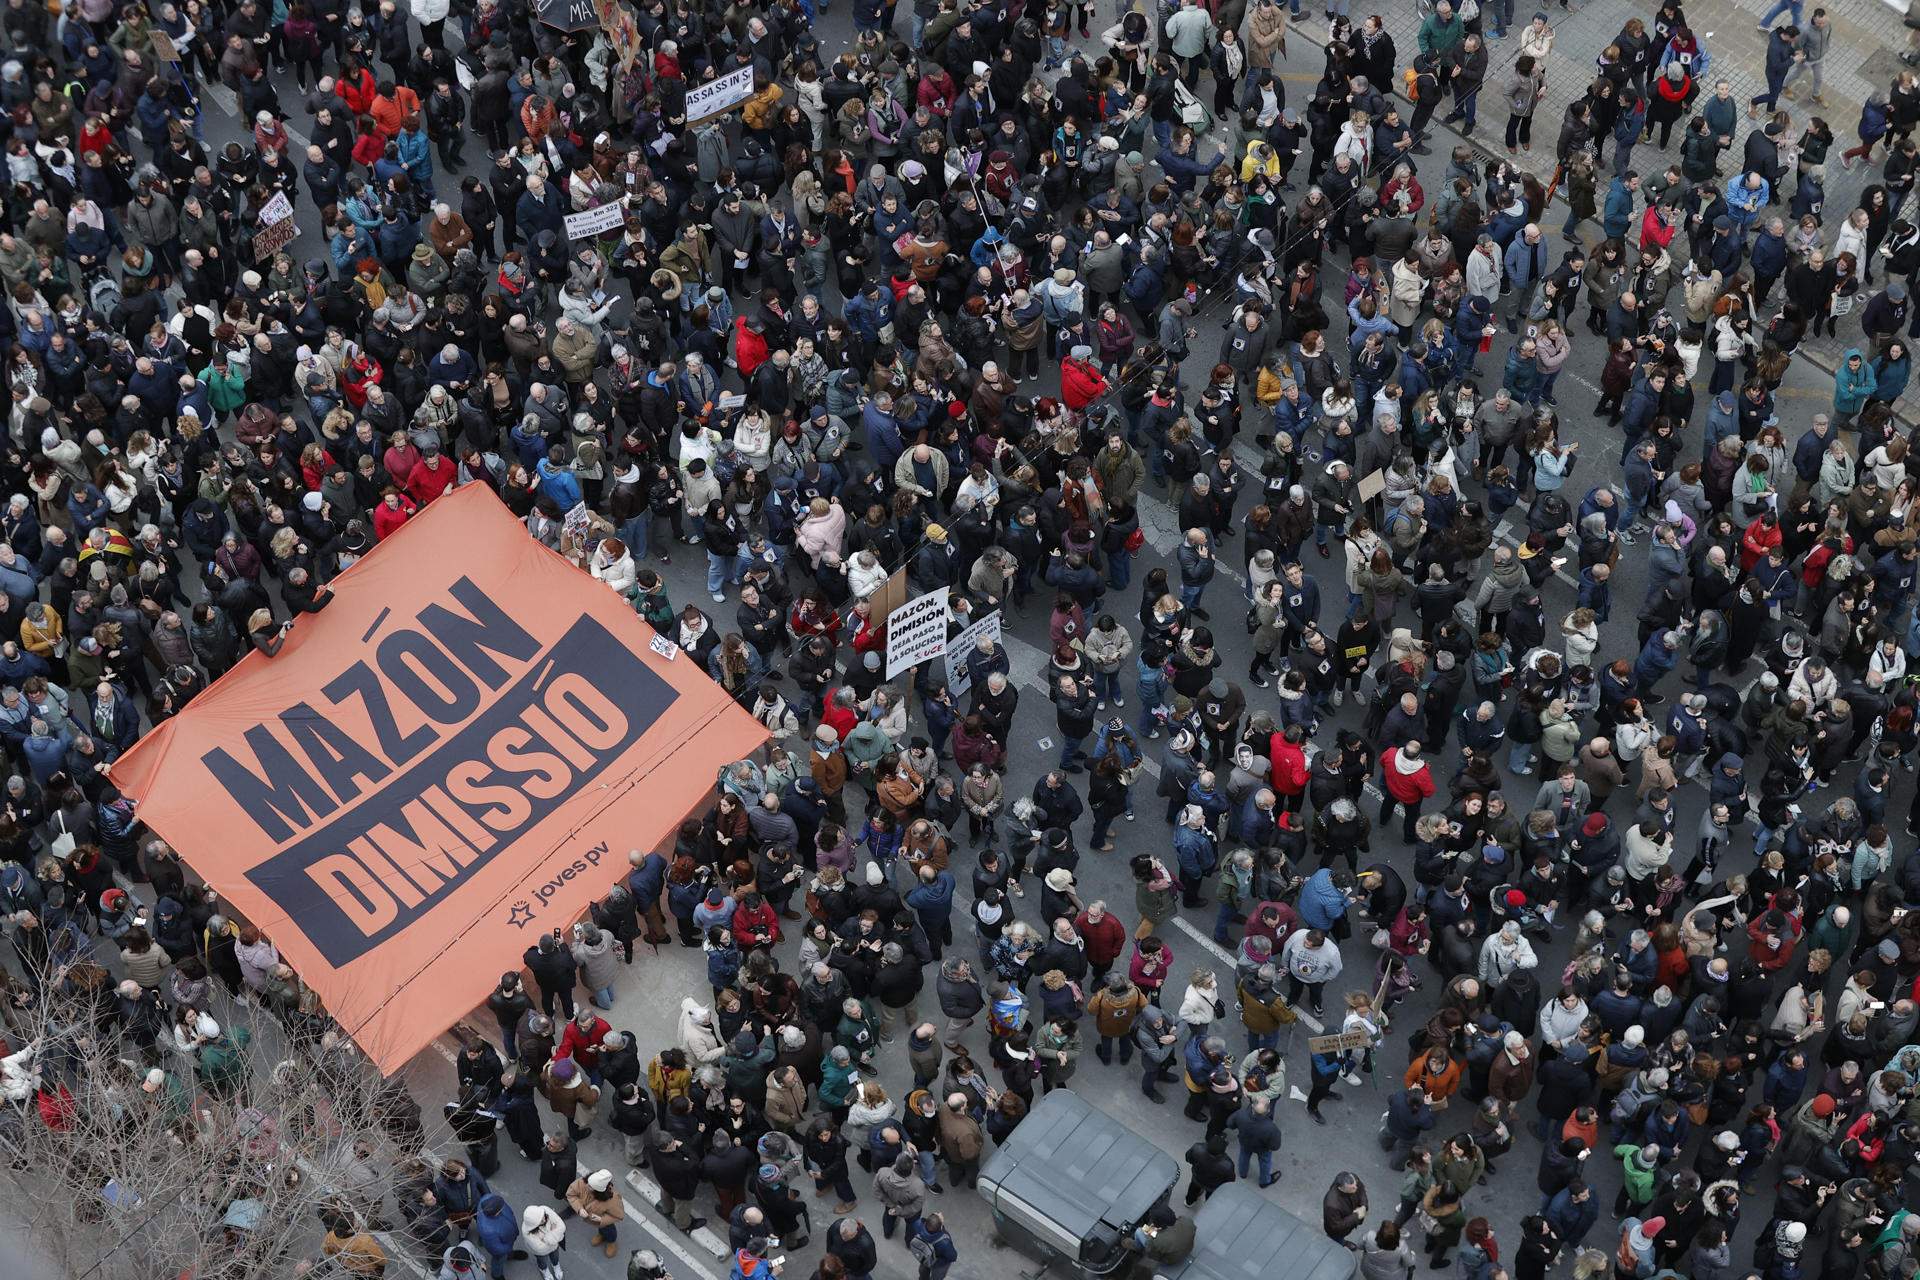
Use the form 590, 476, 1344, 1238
978, 1091, 1178, 1242
1165, 1184, 1359, 1280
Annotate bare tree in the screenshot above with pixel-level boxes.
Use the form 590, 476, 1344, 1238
0, 961, 420, 1280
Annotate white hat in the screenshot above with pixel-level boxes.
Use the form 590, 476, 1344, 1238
142, 1068, 165, 1092
586, 1169, 614, 1193
195, 1014, 220, 1039
1784, 1224, 1807, 1244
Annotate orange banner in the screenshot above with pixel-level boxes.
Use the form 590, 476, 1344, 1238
110, 485, 768, 1073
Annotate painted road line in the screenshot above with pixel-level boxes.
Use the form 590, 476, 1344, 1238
627, 1171, 729, 1269
1171, 915, 1326, 1034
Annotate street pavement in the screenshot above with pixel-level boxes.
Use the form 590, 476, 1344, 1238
152, 5, 1903, 1280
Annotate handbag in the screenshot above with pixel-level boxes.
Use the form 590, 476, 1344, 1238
1172, 79, 1212, 134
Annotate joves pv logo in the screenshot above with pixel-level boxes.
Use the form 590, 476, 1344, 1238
205, 577, 679, 966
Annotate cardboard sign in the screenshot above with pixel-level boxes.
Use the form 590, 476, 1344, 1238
685, 65, 755, 122
108, 486, 768, 1072
252, 218, 297, 262
942, 610, 1002, 698
252, 190, 297, 262
151, 30, 180, 61
1356, 469, 1386, 503
885, 587, 950, 679
564, 202, 626, 241
1307, 1030, 1374, 1054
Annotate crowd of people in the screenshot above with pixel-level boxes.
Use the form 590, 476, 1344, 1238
6, 0, 1920, 1276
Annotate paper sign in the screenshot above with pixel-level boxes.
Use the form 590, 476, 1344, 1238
885, 587, 950, 679
716, 392, 746, 411
685, 65, 755, 122
649, 634, 679, 661
1356, 469, 1386, 502
562, 500, 591, 544
564, 202, 626, 241
258, 191, 294, 226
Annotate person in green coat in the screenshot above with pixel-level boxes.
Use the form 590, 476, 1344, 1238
1611, 1142, 1660, 1217
195, 1019, 253, 1099
1417, 2, 1465, 58
197, 354, 248, 420
819, 1044, 859, 1116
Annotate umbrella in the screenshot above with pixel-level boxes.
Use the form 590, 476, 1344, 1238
537, 0, 600, 32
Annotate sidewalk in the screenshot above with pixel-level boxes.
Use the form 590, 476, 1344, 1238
1277, 0, 1919, 421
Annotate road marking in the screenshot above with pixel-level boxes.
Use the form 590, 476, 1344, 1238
626, 1171, 727, 1272
203, 82, 313, 152
1171, 916, 1326, 1033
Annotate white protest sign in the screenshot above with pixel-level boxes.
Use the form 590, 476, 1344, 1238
885, 587, 950, 679
564, 202, 626, 241
942, 610, 1002, 697
685, 65, 755, 122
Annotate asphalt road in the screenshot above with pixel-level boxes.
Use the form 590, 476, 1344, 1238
159, 7, 1880, 1280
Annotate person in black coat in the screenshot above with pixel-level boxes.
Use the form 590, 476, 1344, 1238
537, 1132, 578, 1209
523, 931, 578, 1019
495, 1069, 545, 1162
827, 1216, 880, 1280
649, 1130, 709, 1233
590, 885, 643, 964
1532, 1042, 1595, 1139
1183, 1133, 1236, 1205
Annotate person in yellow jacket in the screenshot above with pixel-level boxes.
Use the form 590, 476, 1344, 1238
1239, 139, 1283, 183
741, 77, 785, 132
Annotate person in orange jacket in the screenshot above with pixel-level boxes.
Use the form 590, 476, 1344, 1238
1405, 1045, 1464, 1107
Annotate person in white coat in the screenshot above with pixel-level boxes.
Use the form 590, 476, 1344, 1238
521, 1204, 568, 1279
590, 537, 638, 598
410, 0, 451, 49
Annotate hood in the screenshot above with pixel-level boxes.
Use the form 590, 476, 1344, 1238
1715, 753, 1742, 773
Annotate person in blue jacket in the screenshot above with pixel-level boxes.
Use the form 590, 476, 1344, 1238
1833, 348, 1878, 426
1871, 340, 1912, 406
1603, 172, 1640, 240
472, 1193, 520, 1277
907, 1213, 958, 1280
1297, 865, 1355, 935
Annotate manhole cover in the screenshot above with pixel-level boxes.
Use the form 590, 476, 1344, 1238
1864, 47, 1902, 83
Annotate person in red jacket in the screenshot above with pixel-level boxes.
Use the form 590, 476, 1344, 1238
1739, 511, 1782, 573
1268, 724, 1310, 814
734, 315, 770, 379
1746, 904, 1803, 972
1075, 902, 1129, 985
731, 890, 781, 951
371, 487, 417, 540
1060, 344, 1111, 411
405, 446, 457, 506
558, 1006, 611, 1077
1379, 742, 1437, 842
